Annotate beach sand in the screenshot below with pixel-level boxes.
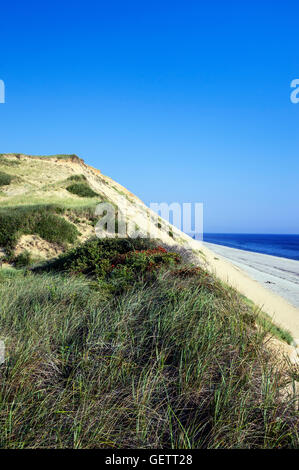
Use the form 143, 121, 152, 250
204, 242, 299, 308
197, 241, 299, 353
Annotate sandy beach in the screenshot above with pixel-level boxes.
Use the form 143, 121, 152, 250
197, 241, 299, 350
204, 242, 299, 308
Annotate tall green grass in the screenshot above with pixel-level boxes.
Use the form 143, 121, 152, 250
0, 266, 297, 448
241, 295, 293, 344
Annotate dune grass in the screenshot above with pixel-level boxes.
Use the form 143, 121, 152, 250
0, 193, 102, 209
0, 157, 21, 167
0, 249, 298, 448
241, 295, 293, 345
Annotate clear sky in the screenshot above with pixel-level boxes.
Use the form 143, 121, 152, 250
0, 1, 298, 233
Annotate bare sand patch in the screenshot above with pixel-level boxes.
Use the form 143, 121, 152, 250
14, 235, 63, 260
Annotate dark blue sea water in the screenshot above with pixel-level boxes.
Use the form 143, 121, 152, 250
202, 234, 299, 261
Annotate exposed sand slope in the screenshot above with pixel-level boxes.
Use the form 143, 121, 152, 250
200, 241, 299, 349
0, 153, 196, 257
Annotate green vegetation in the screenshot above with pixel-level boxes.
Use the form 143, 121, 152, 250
0, 154, 297, 449
66, 174, 87, 182
0, 171, 13, 186
0, 194, 100, 209
0, 153, 80, 160
37, 238, 180, 293
0, 205, 78, 252
0, 157, 20, 167
0, 245, 298, 448
43, 154, 80, 160
112, 185, 129, 199
35, 213, 78, 244
0, 267, 25, 282
13, 250, 32, 267
257, 312, 293, 344
241, 295, 293, 344
64, 205, 97, 222
66, 182, 98, 198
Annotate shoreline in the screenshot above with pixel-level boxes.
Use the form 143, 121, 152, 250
203, 234, 299, 261
194, 240, 299, 352
203, 242, 299, 309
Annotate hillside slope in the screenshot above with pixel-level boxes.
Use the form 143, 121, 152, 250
1, 153, 299, 355
0, 153, 196, 263
0, 153, 298, 448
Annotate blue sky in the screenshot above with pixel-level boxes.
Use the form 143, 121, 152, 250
0, 1, 298, 233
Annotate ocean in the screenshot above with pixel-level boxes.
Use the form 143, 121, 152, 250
202, 233, 299, 261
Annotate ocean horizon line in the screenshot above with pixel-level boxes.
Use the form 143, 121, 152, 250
190, 233, 299, 262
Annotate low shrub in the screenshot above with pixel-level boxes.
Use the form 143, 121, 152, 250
13, 250, 32, 267
0, 171, 13, 186
42, 237, 157, 274
66, 174, 87, 182
37, 238, 181, 292
112, 246, 180, 273
34, 213, 78, 244
66, 183, 98, 198
109, 247, 180, 291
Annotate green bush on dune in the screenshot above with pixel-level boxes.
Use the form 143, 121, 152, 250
13, 250, 32, 267
0, 205, 78, 251
38, 237, 180, 292
66, 182, 98, 198
0, 171, 13, 186
34, 213, 78, 244
66, 174, 87, 182
44, 237, 160, 274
